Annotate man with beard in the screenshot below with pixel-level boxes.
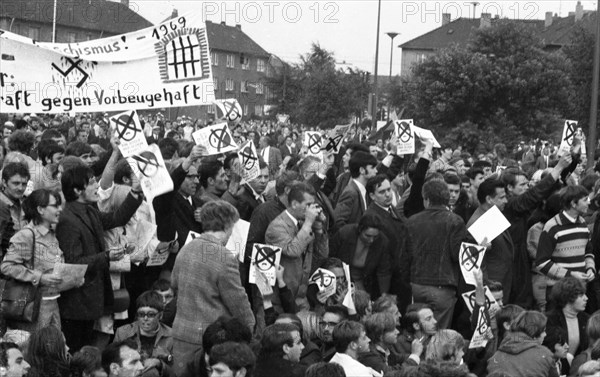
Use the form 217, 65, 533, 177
318, 306, 349, 362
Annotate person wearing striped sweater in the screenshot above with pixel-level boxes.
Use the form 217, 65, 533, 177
536, 185, 595, 305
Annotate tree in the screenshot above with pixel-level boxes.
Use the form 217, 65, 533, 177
390, 20, 573, 151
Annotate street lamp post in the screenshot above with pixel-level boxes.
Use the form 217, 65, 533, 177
386, 32, 399, 121
588, 0, 600, 167
371, 0, 382, 134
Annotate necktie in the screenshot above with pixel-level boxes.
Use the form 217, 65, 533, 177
388, 207, 398, 219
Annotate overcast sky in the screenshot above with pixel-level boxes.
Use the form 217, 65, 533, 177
131, 1, 598, 75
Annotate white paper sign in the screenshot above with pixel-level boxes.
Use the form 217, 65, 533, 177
238, 140, 260, 182
469, 306, 493, 349
226, 220, 250, 262
394, 119, 416, 155
276, 114, 290, 124
1, 14, 215, 113
146, 242, 170, 267
110, 110, 148, 158
185, 230, 202, 245
558, 120, 578, 156
322, 125, 350, 154
412, 125, 441, 148
309, 268, 337, 298
342, 262, 356, 313
53, 263, 87, 292
127, 144, 173, 201
304, 131, 323, 156
254, 269, 274, 297
467, 205, 511, 244
192, 123, 238, 155
214, 98, 243, 124
249, 243, 282, 286
459, 242, 487, 286
462, 286, 500, 318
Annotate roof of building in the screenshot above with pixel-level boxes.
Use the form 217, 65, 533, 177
540, 12, 597, 47
399, 17, 546, 50
0, 0, 152, 35
205, 20, 269, 57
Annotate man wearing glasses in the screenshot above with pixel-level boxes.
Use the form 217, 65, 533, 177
114, 291, 175, 377
318, 305, 349, 362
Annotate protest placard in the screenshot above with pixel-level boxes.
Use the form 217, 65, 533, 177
342, 262, 356, 313
394, 119, 416, 155
249, 244, 282, 286
469, 306, 493, 349
238, 140, 260, 182
110, 110, 148, 158
467, 205, 510, 245
558, 120, 578, 156
214, 99, 243, 124
309, 268, 337, 299
127, 144, 173, 200
322, 125, 350, 154
147, 243, 170, 267
1, 13, 215, 113
459, 243, 487, 286
462, 286, 500, 318
192, 123, 238, 155
412, 125, 441, 148
254, 269, 274, 297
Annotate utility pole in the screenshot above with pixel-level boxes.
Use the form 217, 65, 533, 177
588, 1, 600, 167
371, 0, 382, 133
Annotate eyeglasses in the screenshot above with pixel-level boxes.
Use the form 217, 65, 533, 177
319, 321, 339, 329
137, 310, 159, 319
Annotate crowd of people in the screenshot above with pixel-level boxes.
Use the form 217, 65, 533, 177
0, 111, 599, 377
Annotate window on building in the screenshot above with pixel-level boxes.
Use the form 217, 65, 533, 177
265, 86, 270, 100
241, 54, 250, 70
207, 105, 215, 114
243, 104, 249, 116
256, 82, 263, 94
226, 54, 235, 68
257, 59, 265, 72
254, 105, 263, 116
213, 77, 218, 92
67, 32, 76, 43
226, 79, 234, 91
240, 81, 248, 93
211, 51, 219, 66
28, 26, 40, 41
86, 33, 93, 41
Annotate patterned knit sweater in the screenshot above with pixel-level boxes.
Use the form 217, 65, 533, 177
536, 212, 595, 286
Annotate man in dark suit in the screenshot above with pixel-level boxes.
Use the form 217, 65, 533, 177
222, 161, 269, 221
173, 164, 203, 251
280, 135, 297, 159
57, 165, 143, 351
333, 151, 378, 232
259, 136, 282, 179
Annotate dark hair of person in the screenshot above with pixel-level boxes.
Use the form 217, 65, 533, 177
305, 362, 346, 377
2, 162, 29, 182
275, 171, 300, 196
559, 185, 589, 210
332, 320, 363, 353
201, 316, 252, 356
23, 189, 62, 224
349, 152, 378, 179
27, 325, 70, 377
101, 339, 138, 374
7, 130, 35, 154
136, 290, 163, 312
422, 180, 450, 206
37, 140, 65, 166
477, 178, 505, 205
65, 141, 92, 157
151, 279, 171, 292
551, 276, 586, 308
61, 165, 94, 202
496, 304, 525, 342
223, 153, 238, 170
287, 182, 315, 206
510, 310, 547, 339
199, 160, 224, 189
443, 173, 461, 186
357, 214, 382, 234
209, 342, 256, 376
70, 346, 102, 377
0, 342, 19, 367
199, 200, 240, 232
323, 305, 349, 321
366, 174, 389, 195
158, 138, 179, 160
401, 303, 432, 334
113, 159, 134, 185
259, 323, 297, 359
466, 167, 484, 180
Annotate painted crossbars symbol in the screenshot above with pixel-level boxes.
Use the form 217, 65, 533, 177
461, 245, 483, 271
310, 269, 334, 288
114, 112, 142, 142
51, 57, 90, 88
239, 144, 257, 170
476, 310, 490, 335
466, 291, 492, 312
308, 134, 322, 154
131, 151, 160, 178
223, 101, 241, 121
254, 246, 279, 271
323, 135, 343, 153
398, 121, 413, 142
208, 125, 233, 152
167, 35, 201, 79
564, 122, 577, 146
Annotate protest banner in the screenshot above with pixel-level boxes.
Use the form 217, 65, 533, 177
0, 13, 214, 113
322, 124, 350, 154
459, 243, 487, 286
249, 244, 282, 286
109, 110, 148, 158
127, 144, 173, 201
214, 98, 243, 124
192, 123, 238, 155
467, 205, 511, 244
469, 306, 493, 349
394, 119, 416, 155
309, 268, 337, 299
238, 140, 260, 182
558, 120, 578, 156
304, 131, 324, 160
462, 286, 500, 318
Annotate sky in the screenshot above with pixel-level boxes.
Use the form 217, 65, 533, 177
130, 0, 598, 76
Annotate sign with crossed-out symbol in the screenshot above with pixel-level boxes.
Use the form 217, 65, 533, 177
209, 125, 233, 152
397, 121, 413, 143
192, 123, 238, 156
309, 268, 337, 299
462, 286, 499, 318
304, 132, 323, 155
238, 140, 260, 182
214, 99, 242, 123
249, 243, 281, 286
459, 242, 486, 286
395, 119, 416, 155
563, 121, 577, 146
110, 110, 149, 158
113, 111, 142, 142
51, 57, 93, 88
131, 151, 160, 178
323, 135, 343, 153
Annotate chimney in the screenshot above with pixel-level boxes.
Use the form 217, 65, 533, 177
545, 11, 553, 27
442, 13, 451, 26
121, 0, 129, 7
171, 8, 178, 18
235, 24, 242, 30
480, 13, 491, 29
575, 1, 584, 21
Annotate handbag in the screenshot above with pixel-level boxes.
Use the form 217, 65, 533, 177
0, 229, 42, 323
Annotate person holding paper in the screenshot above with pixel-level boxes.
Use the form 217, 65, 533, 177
0, 189, 70, 332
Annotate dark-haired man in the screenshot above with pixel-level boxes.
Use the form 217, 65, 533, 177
0, 342, 30, 377
102, 339, 144, 377
198, 160, 229, 205
0, 163, 29, 256
255, 323, 306, 377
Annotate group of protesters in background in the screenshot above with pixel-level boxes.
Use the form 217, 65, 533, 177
0, 110, 600, 377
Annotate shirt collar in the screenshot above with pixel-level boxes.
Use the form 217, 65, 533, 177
33, 223, 51, 236
353, 179, 367, 199
246, 184, 263, 202
562, 211, 578, 223
285, 210, 298, 226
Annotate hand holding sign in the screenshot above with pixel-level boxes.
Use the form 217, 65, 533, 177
249, 243, 282, 286
459, 242, 487, 286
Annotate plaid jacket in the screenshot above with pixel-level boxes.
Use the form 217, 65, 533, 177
171, 233, 254, 345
